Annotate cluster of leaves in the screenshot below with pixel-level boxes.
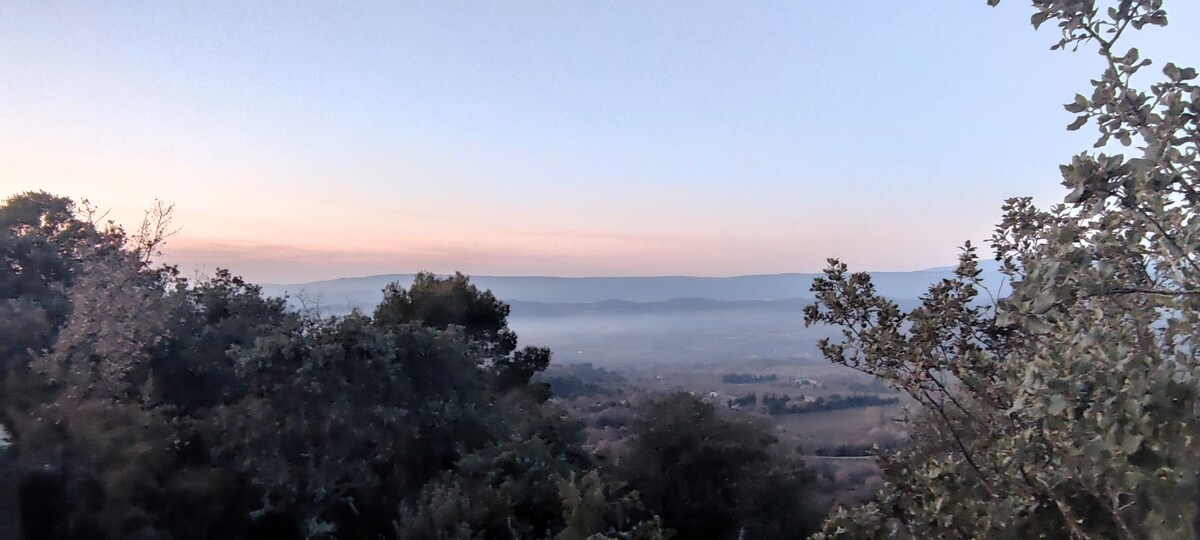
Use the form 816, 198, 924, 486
614, 393, 824, 540
806, 1, 1199, 538
0, 192, 821, 539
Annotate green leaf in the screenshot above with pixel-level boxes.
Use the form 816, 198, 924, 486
1064, 94, 1089, 113
1047, 395, 1067, 416
1031, 290, 1056, 313
1121, 434, 1143, 455
1031, 11, 1049, 29
1164, 63, 1182, 81
1121, 48, 1140, 64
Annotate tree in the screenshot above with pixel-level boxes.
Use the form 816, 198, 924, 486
617, 392, 821, 540
806, 1, 1199, 538
0, 193, 115, 394
0, 207, 671, 540
375, 271, 517, 355
129, 269, 291, 414
375, 271, 552, 393
214, 314, 496, 538
2, 203, 242, 539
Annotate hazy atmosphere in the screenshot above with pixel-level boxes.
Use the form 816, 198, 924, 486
4, 2, 1196, 281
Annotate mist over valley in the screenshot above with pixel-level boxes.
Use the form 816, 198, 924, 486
262, 267, 995, 366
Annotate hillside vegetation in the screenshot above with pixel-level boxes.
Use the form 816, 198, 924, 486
0, 195, 821, 539
1, 1, 1197, 539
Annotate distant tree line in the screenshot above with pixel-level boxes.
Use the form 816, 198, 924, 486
538, 374, 615, 399
535, 363, 625, 399
721, 373, 778, 384
760, 393, 899, 415
810, 444, 896, 458
730, 392, 758, 409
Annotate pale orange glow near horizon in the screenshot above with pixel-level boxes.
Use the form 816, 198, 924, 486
3, 135, 991, 283
6, 2, 1194, 283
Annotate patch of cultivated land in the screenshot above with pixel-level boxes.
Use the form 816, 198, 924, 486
546, 357, 906, 511
773, 405, 907, 451
606, 360, 908, 453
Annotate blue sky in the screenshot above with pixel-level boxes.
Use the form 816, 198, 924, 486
1, 1, 1197, 282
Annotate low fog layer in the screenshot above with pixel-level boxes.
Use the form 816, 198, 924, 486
260, 268, 983, 366
261, 263, 1004, 312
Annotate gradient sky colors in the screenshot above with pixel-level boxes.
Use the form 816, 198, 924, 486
2, 2, 1198, 283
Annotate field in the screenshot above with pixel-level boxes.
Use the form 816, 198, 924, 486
541, 352, 907, 510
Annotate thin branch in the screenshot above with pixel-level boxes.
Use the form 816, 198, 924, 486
1087, 286, 1200, 297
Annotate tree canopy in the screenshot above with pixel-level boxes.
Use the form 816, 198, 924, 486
0, 193, 820, 539
806, 1, 1200, 538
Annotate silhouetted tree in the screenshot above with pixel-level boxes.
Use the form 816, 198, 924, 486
618, 392, 820, 539
376, 271, 552, 394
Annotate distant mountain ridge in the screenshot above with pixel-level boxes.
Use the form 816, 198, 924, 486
507, 297, 813, 317
260, 263, 1004, 313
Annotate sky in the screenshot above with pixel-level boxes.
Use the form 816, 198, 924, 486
2, 1, 1198, 283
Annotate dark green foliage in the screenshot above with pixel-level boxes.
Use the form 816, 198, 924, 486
495, 345, 552, 392
153, 269, 294, 411
730, 392, 757, 408
376, 271, 517, 355
376, 271, 552, 394
536, 363, 625, 399
617, 392, 821, 540
214, 314, 490, 536
760, 393, 899, 415
808, 2, 1200, 537
401, 437, 577, 539
812, 443, 894, 457
3, 198, 759, 538
720, 373, 778, 384
0, 192, 112, 392
539, 374, 607, 399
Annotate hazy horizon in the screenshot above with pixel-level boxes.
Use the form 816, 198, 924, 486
158, 246, 983, 284
257, 261, 975, 286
